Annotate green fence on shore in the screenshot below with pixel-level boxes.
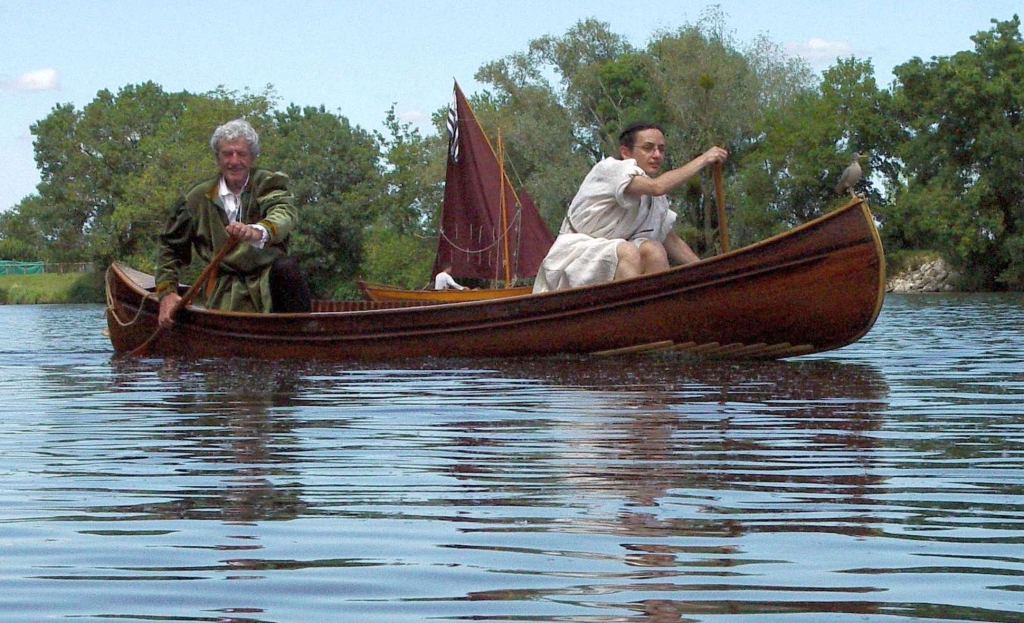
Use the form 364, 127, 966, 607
0, 261, 44, 275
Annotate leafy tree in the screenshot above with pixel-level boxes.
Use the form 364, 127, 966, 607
267, 104, 382, 297
524, 18, 641, 158
732, 58, 900, 246
28, 102, 107, 262
12, 83, 391, 295
375, 106, 446, 236
475, 8, 816, 255
12, 13, 1024, 295
356, 106, 444, 290
476, 18, 640, 236
28, 83, 196, 264
17, 82, 275, 270
890, 15, 1024, 289
0, 196, 48, 261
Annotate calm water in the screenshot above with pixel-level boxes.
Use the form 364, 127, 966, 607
1, 295, 1022, 622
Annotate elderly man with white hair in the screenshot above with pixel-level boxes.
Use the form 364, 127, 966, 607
155, 119, 310, 329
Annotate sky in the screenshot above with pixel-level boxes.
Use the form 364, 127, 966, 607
1, 0, 1021, 213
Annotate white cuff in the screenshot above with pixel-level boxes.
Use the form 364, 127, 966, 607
250, 224, 269, 249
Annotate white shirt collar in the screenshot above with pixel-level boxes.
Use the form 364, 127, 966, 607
218, 176, 247, 222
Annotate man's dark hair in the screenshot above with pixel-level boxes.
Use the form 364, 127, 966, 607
618, 121, 665, 149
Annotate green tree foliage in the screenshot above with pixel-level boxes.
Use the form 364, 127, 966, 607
476, 18, 650, 235
0, 195, 49, 261
648, 11, 793, 249
6, 12, 1024, 293
475, 7, 815, 255
376, 106, 446, 236
27, 82, 189, 264
522, 18, 641, 158
267, 104, 382, 297
890, 16, 1024, 289
13, 82, 274, 268
357, 106, 445, 290
3, 84, 382, 297
732, 58, 901, 246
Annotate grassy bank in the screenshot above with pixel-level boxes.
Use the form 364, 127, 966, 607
0, 272, 106, 304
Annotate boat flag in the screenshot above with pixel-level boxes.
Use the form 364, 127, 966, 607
446, 90, 459, 162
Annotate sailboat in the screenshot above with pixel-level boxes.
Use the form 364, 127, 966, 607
357, 82, 554, 303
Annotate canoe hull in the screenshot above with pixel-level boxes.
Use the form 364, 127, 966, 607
106, 199, 885, 360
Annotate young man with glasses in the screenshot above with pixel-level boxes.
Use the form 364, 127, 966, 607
533, 122, 727, 294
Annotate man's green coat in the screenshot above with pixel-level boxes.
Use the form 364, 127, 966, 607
155, 169, 298, 313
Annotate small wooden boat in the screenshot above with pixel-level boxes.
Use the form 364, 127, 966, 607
356, 280, 533, 303
358, 81, 554, 303
105, 198, 885, 361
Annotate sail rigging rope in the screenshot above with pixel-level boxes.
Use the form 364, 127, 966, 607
437, 206, 525, 256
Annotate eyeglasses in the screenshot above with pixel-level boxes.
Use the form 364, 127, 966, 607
636, 142, 667, 155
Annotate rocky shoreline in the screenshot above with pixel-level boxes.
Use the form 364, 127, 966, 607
886, 259, 959, 293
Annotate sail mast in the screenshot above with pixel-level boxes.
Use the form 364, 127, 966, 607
497, 129, 511, 287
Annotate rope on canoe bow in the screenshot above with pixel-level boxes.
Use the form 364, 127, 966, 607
105, 281, 154, 328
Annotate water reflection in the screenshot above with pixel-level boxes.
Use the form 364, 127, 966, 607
449, 359, 888, 545
7, 302, 1023, 622
96, 355, 890, 539
100, 359, 314, 524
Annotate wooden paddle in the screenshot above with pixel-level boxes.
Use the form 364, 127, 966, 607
129, 235, 239, 356
713, 162, 729, 254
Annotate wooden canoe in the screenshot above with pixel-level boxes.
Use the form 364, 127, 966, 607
105, 198, 885, 361
357, 280, 533, 303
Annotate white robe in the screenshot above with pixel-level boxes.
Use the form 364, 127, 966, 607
532, 157, 677, 293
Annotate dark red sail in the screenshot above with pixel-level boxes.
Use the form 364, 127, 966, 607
433, 82, 554, 284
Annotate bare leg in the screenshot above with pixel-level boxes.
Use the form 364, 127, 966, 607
638, 240, 670, 274
663, 232, 700, 265
614, 242, 641, 280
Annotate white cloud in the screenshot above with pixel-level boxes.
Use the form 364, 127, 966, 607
397, 108, 427, 124
786, 38, 854, 68
9, 68, 60, 92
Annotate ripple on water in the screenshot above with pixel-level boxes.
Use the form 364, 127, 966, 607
0, 298, 1023, 621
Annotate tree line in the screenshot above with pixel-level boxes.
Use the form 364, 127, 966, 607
2, 9, 1022, 294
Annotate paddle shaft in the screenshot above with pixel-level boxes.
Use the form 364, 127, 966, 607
129, 235, 239, 356
713, 162, 729, 253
